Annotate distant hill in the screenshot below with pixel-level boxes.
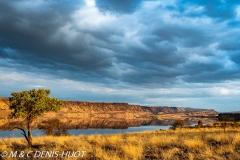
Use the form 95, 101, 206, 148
0, 97, 218, 119
142, 106, 217, 116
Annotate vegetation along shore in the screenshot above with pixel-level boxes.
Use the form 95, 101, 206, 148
1, 126, 240, 160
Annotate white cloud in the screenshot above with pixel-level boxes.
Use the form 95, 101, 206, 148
85, 0, 95, 7
72, 5, 117, 30
220, 88, 229, 95
1, 67, 240, 111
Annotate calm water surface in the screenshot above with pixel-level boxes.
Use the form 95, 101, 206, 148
0, 125, 170, 138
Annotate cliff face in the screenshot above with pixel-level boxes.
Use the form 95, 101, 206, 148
144, 106, 185, 114
0, 98, 11, 119
0, 98, 152, 120
143, 106, 218, 116
62, 101, 149, 113
0, 97, 217, 120
55, 100, 153, 119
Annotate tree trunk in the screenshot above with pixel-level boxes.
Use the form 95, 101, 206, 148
12, 127, 30, 147
28, 128, 33, 147
14, 120, 33, 148
27, 118, 33, 148
222, 122, 226, 132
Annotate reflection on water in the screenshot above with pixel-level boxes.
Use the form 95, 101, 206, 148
67, 125, 171, 135
0, 117, 217, 138
0, 130, 44, 138
0, 117, 218, 130
40, 117, 218, 129
0, 126, 171, 138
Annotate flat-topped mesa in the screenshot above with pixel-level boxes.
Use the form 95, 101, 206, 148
0, 97, 218, 121
142, 106, 181, 114
142, 106, 218, 115
0, 98, 152, 120
62, 100, 148, 113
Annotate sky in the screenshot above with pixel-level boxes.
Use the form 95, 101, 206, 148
0, 0, 240, 112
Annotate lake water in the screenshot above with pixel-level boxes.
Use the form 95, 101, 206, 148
0, 117, 218, 138
0, 125, 171, 138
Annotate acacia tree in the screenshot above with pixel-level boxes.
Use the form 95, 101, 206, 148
38, 119, 69, 136
9, 88, 63, 147
171, 119, 190, 130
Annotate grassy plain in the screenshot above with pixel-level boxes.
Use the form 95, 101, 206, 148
1, 127, 240, 160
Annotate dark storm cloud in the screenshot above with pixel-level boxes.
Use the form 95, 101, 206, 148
152, 25, 212, 47
120, 67, 182, 85
177, 0, 240, 20
183, 69, 240, 83
1, 0, 240, 88
181, 61, 223, 77
95, 0, 144, 14
229, 52, 240, 65
0, 0, 117, 82
218, 34, 240, 51
218, 31, 240, 65
112, 27, 187, 84
118, 41, 182, 67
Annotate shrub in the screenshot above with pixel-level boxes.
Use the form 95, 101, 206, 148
38, 119, 69, 136
171, 119, 190, 130
197, 120, 203, 128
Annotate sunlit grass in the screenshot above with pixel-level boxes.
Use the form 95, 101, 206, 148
184, 139, 205, 149
1, 127, 240, 159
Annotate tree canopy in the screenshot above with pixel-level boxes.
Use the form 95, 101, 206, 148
9, 89, 62, 120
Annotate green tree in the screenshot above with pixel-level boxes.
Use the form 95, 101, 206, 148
9, 88, 63, 147
171, 119, 190, 130
38, 119, 69, 136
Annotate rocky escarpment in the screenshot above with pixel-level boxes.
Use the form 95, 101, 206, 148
0, 98, 11, 119
142, 106, 217, 116
62, 100, 151, 115
0, 97, 218, 119
144, 106, 186, 114
0, 98, 152, 120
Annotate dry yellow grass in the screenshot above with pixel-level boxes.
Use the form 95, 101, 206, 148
184, 138, 205, 149
0, 127, 240, 160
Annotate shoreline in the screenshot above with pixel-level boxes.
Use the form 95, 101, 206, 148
1, 127, 240, 159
